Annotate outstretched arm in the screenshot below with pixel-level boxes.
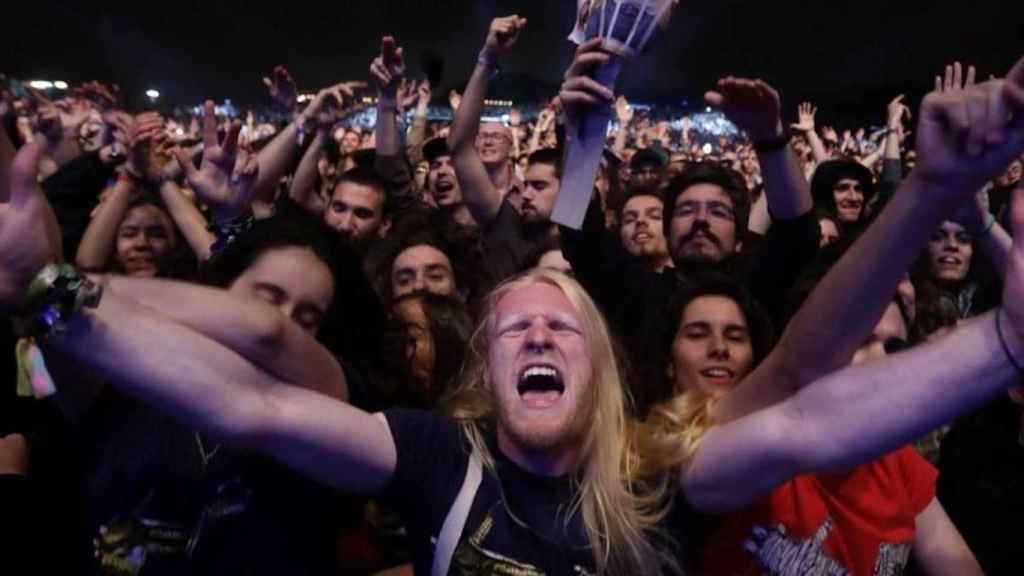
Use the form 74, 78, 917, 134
686, 308, 1024, 512
447, 15, 526, 224
706, 78, 812, 219
0, 143, 395, 494
715, 55, 1024, 423
103, 275, 348, 401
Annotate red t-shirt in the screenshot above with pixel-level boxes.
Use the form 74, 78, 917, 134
702, 446, 937, 576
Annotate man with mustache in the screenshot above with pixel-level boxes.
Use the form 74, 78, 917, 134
559, 44, 820, 408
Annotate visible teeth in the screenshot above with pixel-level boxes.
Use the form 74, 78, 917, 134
702, 368, 731, 378
523, 366, 558, 379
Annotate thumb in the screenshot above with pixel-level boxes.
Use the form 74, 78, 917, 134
704, 91, 725, 108
9, 143, 44, 207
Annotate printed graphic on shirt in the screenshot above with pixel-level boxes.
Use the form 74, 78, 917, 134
450, 512, 595, 576
745, 518, 911, 576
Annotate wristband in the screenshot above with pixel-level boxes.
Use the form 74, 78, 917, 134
17, 264, 104, 340
752, 126, 791, 154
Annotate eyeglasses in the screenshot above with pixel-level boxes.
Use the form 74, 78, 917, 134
477, 133, 512, 144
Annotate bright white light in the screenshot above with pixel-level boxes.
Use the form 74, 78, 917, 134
28, 80, 53, 90
53, 81, 68, 90
145, 89, 160, 99
706, 106, 712, 113
702, 143, 713, 154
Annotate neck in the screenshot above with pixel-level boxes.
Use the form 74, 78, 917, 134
496, 426, 581, 477
650, 253, 673, 273
486, 161, 513, 191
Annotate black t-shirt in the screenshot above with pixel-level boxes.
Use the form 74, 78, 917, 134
78, 389, 339, 576
380, 409, 595, 575
481, 198, 555, 284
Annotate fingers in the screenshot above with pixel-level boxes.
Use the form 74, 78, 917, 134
965, 88, 990, 157
935, 75, 943, 93
953, 62, 963, 91
560, 76, 614, 104
221, 120, 242, 157
965, 65, 977, 88
202, 100, 218, 148
1004, 55, 1024, 111
262, 77, 273, 90
8, 143, 44, 207
566, 50, 611, 79
944, 63, 955, 92
172, 147, 199, 183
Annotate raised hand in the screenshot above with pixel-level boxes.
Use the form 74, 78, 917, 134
935, 61, 977, 94
370, 36, 406, 99
172, 101, 259, 223
615, 95, 634, 124
124, 112, 165, 180
0, 143, 62, 312
509, 107, 522, 127
262, 66, 298, 112
416, 79, 432, 109
791, 102, 817, 134
397, 79, 419, 111
448, 89, 462, 112
73, 81, 121, 110
482, 15, 527, 59
887, 95, 912, 131
559, 38, 615, 134
300, 82, 362, 132
914, 55, 1024, 191
705, 77, 784, 142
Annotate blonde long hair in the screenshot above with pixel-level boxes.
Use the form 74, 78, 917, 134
442, 269, 678, 575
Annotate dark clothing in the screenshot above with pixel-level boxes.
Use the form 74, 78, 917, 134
380, 409, 595, 575
937, 397, 1024, 576
561, 199, 819, 413
78, 388, 339, 576
480, 198, 555, 283
41, 150, 115, 262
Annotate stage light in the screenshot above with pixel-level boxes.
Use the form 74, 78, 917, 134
146, 89, 161, 100
53, 81, 68, 90
28, 80, 54, 90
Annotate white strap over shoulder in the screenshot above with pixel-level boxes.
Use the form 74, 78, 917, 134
432, 449, 483, 576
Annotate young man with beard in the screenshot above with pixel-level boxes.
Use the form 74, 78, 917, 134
447, 16, 563, 283
559, 43, 819, 398
321, 166, 392, 253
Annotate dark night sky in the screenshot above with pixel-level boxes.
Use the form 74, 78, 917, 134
3, 1, 1022, 125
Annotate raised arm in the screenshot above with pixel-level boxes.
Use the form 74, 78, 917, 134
791, 102, 829, 166
0, 142, 396, 494
406, 81, 432, 165
686, 306, 1024, 512
715, 55, 1024, 423
706, 78, 813, 219
447, 15, 526, 224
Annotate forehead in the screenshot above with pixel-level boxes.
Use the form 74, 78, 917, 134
676, 183, 732, 206
624, 194, 663, 212
333, 180, 383, 206
833, 178, 862, 188
525, 162, 557, 180
394, 244, 452, 271
937, 220, 967, 234
681, 295, 747, 326
240, 246, 334, 303
494, 282, 579, 324
429, 154, 453, 167
480, 122, 510, 136
121, 205, 172, 227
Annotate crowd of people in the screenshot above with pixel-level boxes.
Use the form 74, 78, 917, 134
2, 14, 1024, 576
